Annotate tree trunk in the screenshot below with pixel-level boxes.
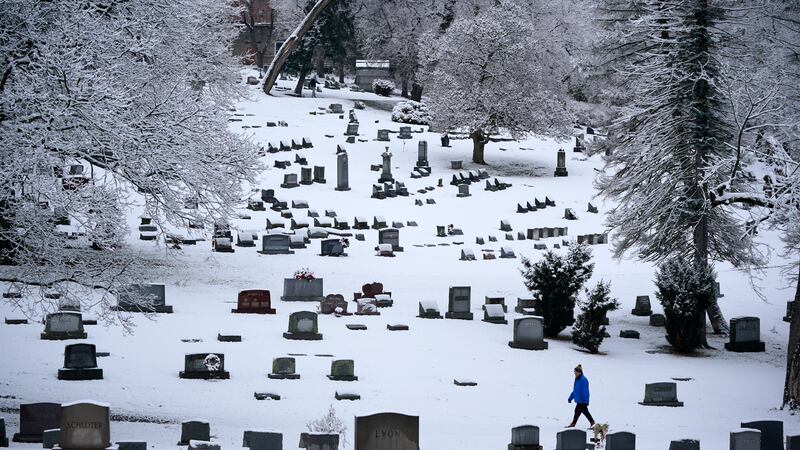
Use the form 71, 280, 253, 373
294, 69, 308, 96
315, 51, 325, 78
470, 130, 487, 165
401, 79, 409, 98
262, 0, 336, 95
784, 265, 800, 410
410, 83, 423, 102
338, 61, 345, 84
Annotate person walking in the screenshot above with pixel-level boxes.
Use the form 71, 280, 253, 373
567, 364, 595, 428
308, 76, 318, 98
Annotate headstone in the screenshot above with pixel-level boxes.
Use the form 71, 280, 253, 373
345, 123, 359, 136
354, 413, 419, 450
328, 359, 357, 381
482, 304, 507, 324
377, 129, 390, 141
418, 301, 442, 319
398, 126, 412, 139
0, 418, 6, 447
57, 401, 110, 449
554, 148, 568, 177
725, 317, 766, 352
730, 429, 761, 450
188, 440, 220, 450
457, 184, 471, 198
508, 425, 541, 450
283, 311, 323, 340
508, 317, 548, 350
740, 419, 782, 450
179, 353, 230, 379
300, 167, 313, 185
500, 247, 516, 259
786, 435, 800, 450
500, 220, 512, 232
588, 203, 598, 214
631, 296, 652, 316
639, 382, 684, 406
649, 313, 666, 327
446, 286, 473, 320
259, 234, 294, 255
113, 284, 172, 313
378, 228, 403, 252
41, 312, 86, 340
619, 330, 640, 339
556, 429, 586, 450
12, 402, 61, 443
58, 343, 103, 380
416, 141, 429, 169
299, 433, 339, 450
281, 278, 324, 302
605, 431, 636, 450
313, 166, 326, 184
329, 103, 343, 114
268, 357, 300, 379
441, 134, 450, 147
564, 208, 578, 220
336, 151, 350, 191
451, 160, 463, 170
231, 289, 275, 314
460, 248, 476, 261
179, 420, 210, 445
281, 173, 299, 188
669, 439, 700, 450
321, 239, 346, 257
116, 441, 147, 450
43, 429, 60, 449
243, 430, 283, 449
379, 148, 394, 183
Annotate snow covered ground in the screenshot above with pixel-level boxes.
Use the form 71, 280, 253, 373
1, 71, 797, 449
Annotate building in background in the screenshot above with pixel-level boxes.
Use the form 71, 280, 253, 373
232, 0, 277, 67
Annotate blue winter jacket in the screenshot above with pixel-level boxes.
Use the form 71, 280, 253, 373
568, 374, 590, 404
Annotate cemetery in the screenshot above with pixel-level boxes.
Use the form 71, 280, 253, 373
1, 51, 797, 450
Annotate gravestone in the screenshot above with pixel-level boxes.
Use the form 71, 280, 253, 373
281, 173, 299, 189
508, 425, 541, 450
516, 298, 538, 315
313, 166, 326, 184
345, 123, 359, 136
787, 435, 800, 450
416, 141, 429, 170
379, 148, 394, 183
179, 353, 229, 379
12, 402, 61, 443
451, 160, 463, 170
556, 429, 586, 450
740, 419, 782, 450
356, 298, 380, 315
268, 357, 300, 379
58, 343, 103, 380
283, 311, 323, 340
649, 314, 666, 327
236, 230, 257, 247
588, 203, 598, 214
554, 148, 568, 177
446, 286, 473, 320
606, 431, 636, 450
179, 420, 210, 445
243, 430, 283, 449
0, 418, 6, 447
730, 429, 761, 450
460, 248, 476, 261
259, 234, 294, 255
564, 208, 578, 220
377, 129, 390, 141
300, 167, 313, 185
378, 228, 403, 252
43, 429, 60, 448
188, 440, 221, 450
482, 304, 507, 325
354, 217, 369, 230
320, 294, 350, 315
725, 317, 765, 352
669, 440, 700, 450
113, 284, 172, 313
299, 433, 339, 450
457, 184, 471, 198
631, 296, 652, 316
418, 301, 442, 319
57, 401, 110, 449
336, 151, 350, 191
329, 103, 343, 114
373, 216, 388, 230
41, 312, 87, 340
639, 382, 684, 406
281, 278, 324, 302
508, 317, 548, 350
232, 290, 275, 314
500, 247, 516, 259
354, 413, 419, 450
500, 220, 512, 232
619, 330, 640, 339
328, 359, 358, 381
321, 239, 346, 257
398, 126, 412, 139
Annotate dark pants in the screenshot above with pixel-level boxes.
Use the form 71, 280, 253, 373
572, 403, 594, 426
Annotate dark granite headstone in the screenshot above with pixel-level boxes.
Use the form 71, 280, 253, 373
354, 413, 419, 450
58, 401, 110, 449
12, 402, 61, 443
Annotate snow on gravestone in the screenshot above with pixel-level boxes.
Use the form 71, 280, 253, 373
354, 413, 419, 450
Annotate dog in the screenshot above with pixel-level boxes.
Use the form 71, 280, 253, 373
591, 423, 609, 447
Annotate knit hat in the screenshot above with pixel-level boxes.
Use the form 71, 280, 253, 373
574, 364, 583, 373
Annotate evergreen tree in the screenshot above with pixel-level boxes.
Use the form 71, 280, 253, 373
572, 282, 619, 354
520, 244, 594, 338
595, 0, 764, 335
655, 256, 717, 353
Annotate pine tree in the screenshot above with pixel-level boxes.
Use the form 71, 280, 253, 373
520, 244, 595, 338
572, 282, 620, 354
595, 0, 765, 335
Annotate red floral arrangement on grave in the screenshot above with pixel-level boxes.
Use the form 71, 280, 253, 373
294, 268, 315, 282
